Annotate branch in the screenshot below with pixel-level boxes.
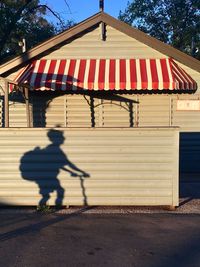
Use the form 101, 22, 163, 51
28, 4, 65, 27
0, 0, 34, 55
64, 0, 72, 14
0, 1, 66, 58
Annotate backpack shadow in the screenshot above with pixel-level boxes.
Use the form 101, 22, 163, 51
20, 129, 90, 206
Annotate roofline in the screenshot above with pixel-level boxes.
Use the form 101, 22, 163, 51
0, 12, 102, 75
1, 11, 200, 76
101, 13, 200, 73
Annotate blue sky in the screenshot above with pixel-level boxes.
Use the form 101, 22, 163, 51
42, 0, 129, 24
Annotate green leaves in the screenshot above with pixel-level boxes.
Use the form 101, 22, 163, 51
119, 0, 200, 59
0, 0, 74, 61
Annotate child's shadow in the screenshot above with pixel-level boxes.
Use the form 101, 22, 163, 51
20, 129, 90, 206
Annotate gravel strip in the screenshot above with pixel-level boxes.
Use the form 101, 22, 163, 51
0, 199, 199, 215
0, 183, 199, 215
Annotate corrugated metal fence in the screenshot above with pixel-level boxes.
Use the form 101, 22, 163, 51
0, 127, 179, 206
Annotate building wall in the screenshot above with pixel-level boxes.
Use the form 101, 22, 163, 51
4, 92, 200, 132
41, 25, 200, 92
43, 25, 164, 59
0, 101, 3, 127
4, 92, 138, 128
2, 92, 198, 184
1, 23, 199, 185
0, 127, 179, 206
171, 94, 200, 132
4, 24, 200, 130
138, 95, 171, 127
7, 25, 199, 89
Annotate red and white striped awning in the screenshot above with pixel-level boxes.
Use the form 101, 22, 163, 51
15, 58, 197, 91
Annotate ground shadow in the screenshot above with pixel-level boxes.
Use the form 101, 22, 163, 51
20, 129, 90, 206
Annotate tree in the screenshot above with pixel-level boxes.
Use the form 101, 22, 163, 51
119, 0, 200, 59
0, 0, 74, 62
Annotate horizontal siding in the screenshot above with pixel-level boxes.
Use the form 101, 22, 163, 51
4, 93, 137, 128
32, 94, 65, 127
99, 98, 136, 127
3, 92, 200, 132
43, 25, 165, 60
138, 95, 170, 126
171, 94, 200, 132
0, 98, 2, 127
5, 24, 199, 93
0, 128, 179, 206
66, 94, 98, 127
9, 93, 27, 127
3, 22, 199, 131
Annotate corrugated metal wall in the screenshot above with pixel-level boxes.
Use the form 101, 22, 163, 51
0, 97, 2, 127
96, 97, 136, 127
66, 94, 99, 127
3, 92, 200, 131
32, 94, 99, 127
138, 95, 171, 127
9, 93, 27, 127
32, 94, 65, 127
4, 92, 138, 128
43, 25, 165, 60
4, 22, 200, 129
0, 128, 179, 206
171, 95, 200, 132
2, 23, 199, 186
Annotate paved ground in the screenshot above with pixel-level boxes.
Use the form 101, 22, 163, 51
0, 182, 200, 267
0, 211, 200, 267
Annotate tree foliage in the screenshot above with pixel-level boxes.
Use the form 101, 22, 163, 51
119, 0, 200, 59
0, 0, 74, 61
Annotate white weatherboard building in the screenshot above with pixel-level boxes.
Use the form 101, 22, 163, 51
0, 12, 199, 207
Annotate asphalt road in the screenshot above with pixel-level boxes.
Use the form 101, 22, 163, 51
0, 211, 200, 267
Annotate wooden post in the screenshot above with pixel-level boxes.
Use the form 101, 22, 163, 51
129, 102, 133, 127
24, 87, 31, 127
90, 96, 95, 127
4, 80, 9, 127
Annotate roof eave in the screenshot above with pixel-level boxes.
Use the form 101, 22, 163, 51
0, 12, 102, 76
1, 11, 199, 76
101, 13, 200, 73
